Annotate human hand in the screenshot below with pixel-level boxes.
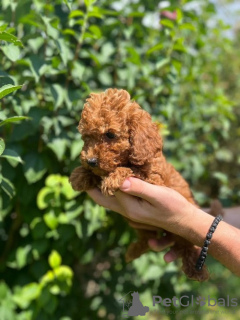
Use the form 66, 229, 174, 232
86, 177, 193, 261
87, 177, 193, 235
124, 219, 177, 262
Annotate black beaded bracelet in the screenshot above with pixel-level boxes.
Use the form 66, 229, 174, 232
195, 214, 223, 271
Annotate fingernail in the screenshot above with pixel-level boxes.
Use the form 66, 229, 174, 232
164, 251, 177, 263
120, 179, 131, 190
148, 239, 159, 247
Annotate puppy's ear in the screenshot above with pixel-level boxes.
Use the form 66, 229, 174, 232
129, 108, 162, 165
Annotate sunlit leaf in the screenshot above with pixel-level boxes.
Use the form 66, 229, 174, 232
48, 250, 62, 269
1, 149, 23, 167
0, 138, 5, 156
0, 85, 22, 99
0, 31, 23, 46
1, 44, 21, 62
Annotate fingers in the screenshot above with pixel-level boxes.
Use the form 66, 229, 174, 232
148, 236, 177, 262
114, 189, 153, 223
119, 177, 167, 205
86, 188, 124, 214
164, 249, 178, 263
148, 235, 174, 251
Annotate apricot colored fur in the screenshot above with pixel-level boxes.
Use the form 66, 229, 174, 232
69, 88, 209, 281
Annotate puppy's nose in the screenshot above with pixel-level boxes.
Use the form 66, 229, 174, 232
87, 158, 98, 167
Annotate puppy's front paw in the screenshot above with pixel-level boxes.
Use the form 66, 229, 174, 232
69, 166, 100, 191
101, 167, 133, 196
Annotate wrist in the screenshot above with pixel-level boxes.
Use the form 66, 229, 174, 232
174, 206, 215, 247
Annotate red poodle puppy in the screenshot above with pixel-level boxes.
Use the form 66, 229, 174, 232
69, 88, 209, 281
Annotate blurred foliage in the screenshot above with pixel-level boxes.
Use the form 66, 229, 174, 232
0, 0, 240, 319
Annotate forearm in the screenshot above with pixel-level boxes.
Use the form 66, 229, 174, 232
176, 207, 240, 276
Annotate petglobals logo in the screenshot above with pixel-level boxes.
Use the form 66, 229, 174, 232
153, 295, 238, 308
118, 291, 239, 318
119, 291, 149, 318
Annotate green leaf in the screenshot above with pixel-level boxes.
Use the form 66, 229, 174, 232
50, 284, 61, 295
161, 19, 174, 29
0, 116, 29, 127
0, 282, 10, 302
23, 153, 47, 184
27, 55, 45, 82
1, 44, 21, 62
54, 265, 73, 282
0, 85, 22, 99
43, 211, 59, 230
173, 43, 186, 52
61, 176, 79, 199
179, 23, 196, 31
13, 283, 40, 309
216, 149, 233, 162
63, 0, 73, 10
56, 38, 73, 66
0, 138, 5, 156
70, 139, 84, 160
15, 245, 32, 269
126, 47, 141, 65
0, 31, 23, 46
37, 187, 54, 210
71, 62, 85, 82
89, 25, 102, 39
0, 24, 8, 32
74, 220, 82, 238
50, 84, 66, 109
48, 139, 68, 161
213, 172, 228, 184
146, 43, 164, 55
98, 70, 112, 86
84, 0, 97, 8
1, 177, 15, 198
156, 58, 170, 70
88, 6, 103, 18
48, 250, 62, 269
176, 8, 183, 23
1, 149, 23, 167
41, 17, 59, 39
0, 75, 14, 87
68, 10, 84, 19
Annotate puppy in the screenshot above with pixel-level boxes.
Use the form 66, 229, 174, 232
69, 88, 209, 281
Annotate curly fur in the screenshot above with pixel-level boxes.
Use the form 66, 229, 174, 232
69, 88, 210, 281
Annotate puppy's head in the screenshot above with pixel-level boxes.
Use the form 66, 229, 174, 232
78, 88, 162, 176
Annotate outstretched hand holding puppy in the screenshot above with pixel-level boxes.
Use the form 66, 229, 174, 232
87, 177, 240, 277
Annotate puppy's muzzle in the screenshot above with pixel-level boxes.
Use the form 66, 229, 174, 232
87, 158, 98, 168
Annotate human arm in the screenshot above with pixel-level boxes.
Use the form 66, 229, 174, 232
87, 177, 240, 276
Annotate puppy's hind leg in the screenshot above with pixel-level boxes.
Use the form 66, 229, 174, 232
172, 237, 209, 281
125, 230, 158, 263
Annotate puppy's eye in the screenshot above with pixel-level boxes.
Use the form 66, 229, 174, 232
105, 131, 115, 139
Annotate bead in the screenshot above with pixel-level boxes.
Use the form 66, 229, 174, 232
206, 232, 213, 240
204, 240, 211, 246
195, 263, 202, 270
195, 215, 222, 270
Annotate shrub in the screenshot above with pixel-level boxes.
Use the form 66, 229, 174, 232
0, 0, 239, 319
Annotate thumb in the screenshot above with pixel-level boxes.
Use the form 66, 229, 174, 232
119, 177, 165, 204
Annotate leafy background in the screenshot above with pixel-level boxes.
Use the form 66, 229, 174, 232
0, 0, 239, 319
